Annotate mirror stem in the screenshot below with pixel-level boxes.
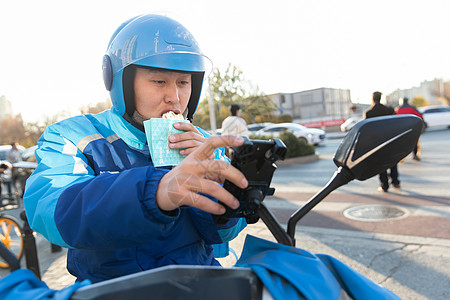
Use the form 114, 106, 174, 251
287, 166, 354, 245
258, 203, 295, 246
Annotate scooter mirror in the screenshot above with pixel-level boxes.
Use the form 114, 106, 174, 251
333, 115, 423, 181
288, 114, 423, 243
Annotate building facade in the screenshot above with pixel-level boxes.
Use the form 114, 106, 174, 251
271, 87, 352, 124
386, 78, 445, 107
0, 95, 13, 120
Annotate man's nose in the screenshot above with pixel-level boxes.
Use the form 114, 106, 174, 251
164, 82, 180, 104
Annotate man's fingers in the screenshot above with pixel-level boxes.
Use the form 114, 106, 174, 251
179, 192, 228, 215
169, 130, 204, 144
169, 139, 203, 152
198, 179, 240, 211
173, 121, 197, 132
174, 179, 239, 213
193, 135, 244, 161
199, 159, 248, 189
156, 135, 247, 214
165, 174, 239, 214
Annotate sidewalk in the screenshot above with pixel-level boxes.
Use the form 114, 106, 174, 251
222, 221, 450, 300
2, 129, 448, 299
28, 218, 449, 300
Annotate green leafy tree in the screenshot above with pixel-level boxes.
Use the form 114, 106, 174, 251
255, 113, 278, 123
411, 95, 429, 108
193, 63, 276, 129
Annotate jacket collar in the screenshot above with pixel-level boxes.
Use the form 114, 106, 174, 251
107, 110, 147, 150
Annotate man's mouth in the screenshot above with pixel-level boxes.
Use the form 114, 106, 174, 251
161, 109, 181, 117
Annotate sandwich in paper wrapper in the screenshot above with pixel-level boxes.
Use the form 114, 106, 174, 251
143, 112, 189, 167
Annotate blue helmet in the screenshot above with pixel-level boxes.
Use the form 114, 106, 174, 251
102, 14, 206, 121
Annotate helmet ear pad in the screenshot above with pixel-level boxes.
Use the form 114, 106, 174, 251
187, 72, 204, 121
102, 55, 113, 91
122, 65, 136, 118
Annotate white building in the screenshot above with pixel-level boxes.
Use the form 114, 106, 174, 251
271, 87, 352, 124
0, 95, 13, 120
386, 78, 445, 107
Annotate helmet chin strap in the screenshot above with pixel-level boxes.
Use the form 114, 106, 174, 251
182, 108, 189, 119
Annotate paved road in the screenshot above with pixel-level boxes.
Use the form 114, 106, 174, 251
1, 128, 449, 299
247, 127, 450, 299
269, 128, 450, 238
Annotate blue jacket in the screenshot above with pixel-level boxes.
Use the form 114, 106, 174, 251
23, 109, 246, 283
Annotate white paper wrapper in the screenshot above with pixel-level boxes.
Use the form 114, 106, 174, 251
144, 118, 189, 167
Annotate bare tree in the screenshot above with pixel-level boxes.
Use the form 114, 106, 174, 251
0, 114, 26, 145
80, 98, 112, 114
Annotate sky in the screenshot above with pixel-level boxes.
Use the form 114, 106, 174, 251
1, 0, 450, 122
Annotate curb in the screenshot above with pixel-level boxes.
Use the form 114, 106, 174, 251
326, 132, 347, 139
276, 154, 319, 167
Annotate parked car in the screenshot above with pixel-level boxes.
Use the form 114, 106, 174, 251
340, 117, 362, 132
0, 145, 37, 198
216, 122, 273, 136
247, 122, 274, 133
418, 105, 450, 129
255, 123, 326, 145
12, 160, 38, 197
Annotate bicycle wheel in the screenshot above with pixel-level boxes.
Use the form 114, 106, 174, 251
0, 215, 23, 269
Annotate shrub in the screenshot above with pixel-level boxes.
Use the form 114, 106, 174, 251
249, 131, 315, 158
249, 134, 273, 140
255, 113, 278, 123
279, 132, 315, 158
277, 114, 293, 123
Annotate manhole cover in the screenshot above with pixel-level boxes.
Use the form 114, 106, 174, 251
344, 205, 409, 222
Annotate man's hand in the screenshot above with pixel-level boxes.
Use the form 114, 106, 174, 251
168, 122, 207, 156
156, 135, 248, 215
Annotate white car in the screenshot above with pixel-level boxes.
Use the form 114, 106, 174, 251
255, 123, 326, 145
247, 122, 274, 133
418, 105, 450, 129
340, 117, 362, 132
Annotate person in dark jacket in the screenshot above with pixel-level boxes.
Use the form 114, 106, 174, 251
395, 97, 423, 161
363, 91, 400, 192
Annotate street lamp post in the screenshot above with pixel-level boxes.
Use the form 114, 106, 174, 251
208, 76, 217, 133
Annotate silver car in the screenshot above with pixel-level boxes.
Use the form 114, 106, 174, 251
247, 122, 274, 133
255, 123, 326, 145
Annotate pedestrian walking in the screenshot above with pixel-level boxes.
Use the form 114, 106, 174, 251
6, 142, 21, 164
395, 97, 423, 161
221, 104, 249, 137
364, 91, 400, 192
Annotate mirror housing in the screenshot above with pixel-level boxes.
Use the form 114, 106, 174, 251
333, 115, 423, 180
